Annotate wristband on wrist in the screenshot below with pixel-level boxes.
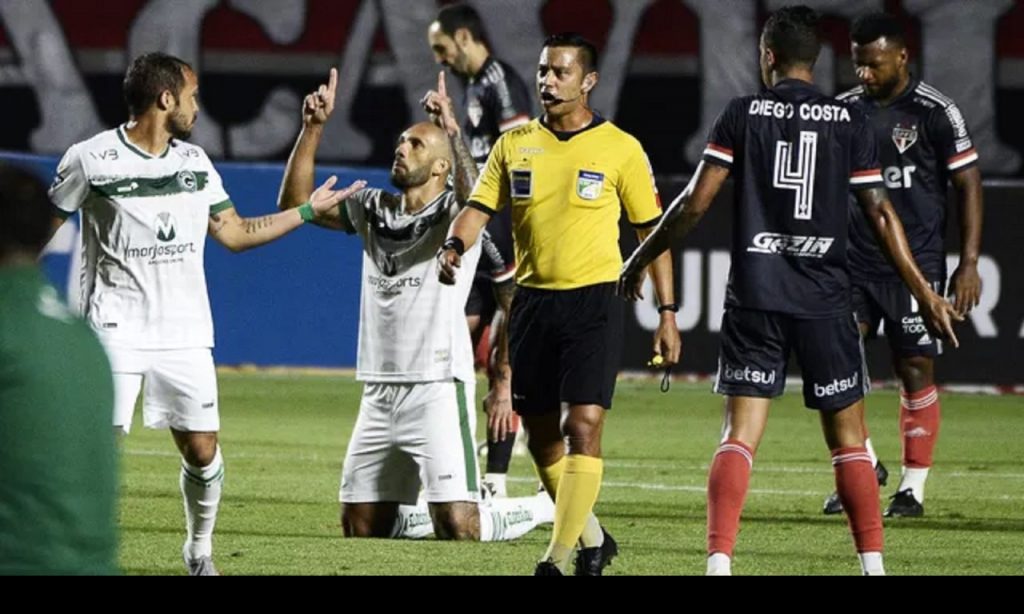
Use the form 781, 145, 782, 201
297, 202, 315, 223
657, 303, 679, 314
442, 236, 465, 256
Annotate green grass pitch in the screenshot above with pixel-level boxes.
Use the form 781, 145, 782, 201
117, 372, 1024, 575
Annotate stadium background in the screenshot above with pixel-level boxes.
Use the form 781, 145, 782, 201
2, 0, 1022, 383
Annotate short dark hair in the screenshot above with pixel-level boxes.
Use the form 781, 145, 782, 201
851, 13, 907, 48
762, 5, 822, 70
123, 52, 193, 117
436, 3, 489, 47
0, 163, 53, 258
543, 32, 599, 74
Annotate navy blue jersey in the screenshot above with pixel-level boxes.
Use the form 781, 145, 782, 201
462, 57, 532, 166
839, 79, 978, 282
461, 56, 530, 284
701, 79, 884, 318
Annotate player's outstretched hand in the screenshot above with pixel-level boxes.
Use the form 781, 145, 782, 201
309, 176, 366, 215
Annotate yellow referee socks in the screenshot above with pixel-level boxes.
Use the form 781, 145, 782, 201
536, 456, 567, 497
542, 454, 604, 573
537, 456, 606, 550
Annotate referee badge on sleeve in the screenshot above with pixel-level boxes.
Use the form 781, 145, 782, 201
576, 170, 604, 200
511, 169, 533, 198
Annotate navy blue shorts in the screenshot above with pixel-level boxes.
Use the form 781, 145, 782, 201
852, 279, 945, 358
714, 308, 866, 411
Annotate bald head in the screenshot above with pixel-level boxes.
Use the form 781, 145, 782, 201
390, 122, 453, 190
411, 121, 451, 159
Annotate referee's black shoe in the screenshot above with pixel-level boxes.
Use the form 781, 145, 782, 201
574, 528, 618, 576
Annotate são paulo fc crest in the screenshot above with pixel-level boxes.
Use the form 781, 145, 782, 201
155, 212, 177, 242
467, 97, 483, 128
576, 170, 604, 200
891, 122, 918, 154
177, 170, 198, 192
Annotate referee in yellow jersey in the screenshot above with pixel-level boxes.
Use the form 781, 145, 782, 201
438, 33, 680, 576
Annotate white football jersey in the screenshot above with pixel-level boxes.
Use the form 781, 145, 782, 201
341, 188, 480, 383
48, 125, 232, 350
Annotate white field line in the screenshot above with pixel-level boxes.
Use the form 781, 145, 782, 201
124, 448, 1024, 500
503, 476, 1024, 501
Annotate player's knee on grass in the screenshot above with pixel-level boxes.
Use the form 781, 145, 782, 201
342, 502, 398, 538
429, 501, 479, 541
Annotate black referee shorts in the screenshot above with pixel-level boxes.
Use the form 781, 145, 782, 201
508, 282, 623, 415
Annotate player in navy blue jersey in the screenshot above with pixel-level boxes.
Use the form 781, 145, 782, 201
619, 6, 961, 576
819, 13, 984, 519
427, 3, 533, 498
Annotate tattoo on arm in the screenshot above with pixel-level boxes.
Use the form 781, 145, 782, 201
495, 281, 516, 314
244, 215, 275, 235
450, 132, 479, 206
489, 282, 516, 382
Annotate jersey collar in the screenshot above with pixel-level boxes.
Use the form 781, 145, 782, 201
771, 78, 820, 94
539, 115, 606, 142
117, 124, 171, 160
863, 75, 919, 108
469, 56, 496, 85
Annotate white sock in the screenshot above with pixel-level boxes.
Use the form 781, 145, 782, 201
390, 500, 435, 539
532, 491, 555, 525
482, 473, 508, 498
859, 551, 885, 575
706, 552, 732, 576
512, 430, 529, 456
864, 438, 879, 467
898, 467, 930, 503
180, 446, 224, 560
578, 514, 604, 548
478, 495, 548, 542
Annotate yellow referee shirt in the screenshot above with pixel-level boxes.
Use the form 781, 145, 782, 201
469, 117, 662, 290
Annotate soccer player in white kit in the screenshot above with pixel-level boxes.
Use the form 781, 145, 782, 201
47, 53, 364, 575
278, 69, 551, 541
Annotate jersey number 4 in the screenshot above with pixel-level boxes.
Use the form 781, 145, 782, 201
773, 131, 818, 220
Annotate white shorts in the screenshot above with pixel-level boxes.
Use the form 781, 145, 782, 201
340, 379, 480, 505
106, 348, 219, 435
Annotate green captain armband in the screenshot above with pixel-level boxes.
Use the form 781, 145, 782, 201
298, 201, 315, 223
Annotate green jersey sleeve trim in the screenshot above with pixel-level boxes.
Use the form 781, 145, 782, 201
209, 200, 234, 216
